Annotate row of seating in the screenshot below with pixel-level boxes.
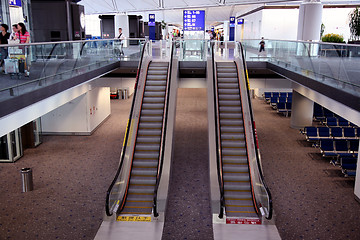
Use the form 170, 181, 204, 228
264, 92, 292, 100
320, 116, 356, 127
303, 126, 360, 141
318, 139, 359, 158
263, 92, 293, 117
317, 139, 358, 176
313, 103, 335, 121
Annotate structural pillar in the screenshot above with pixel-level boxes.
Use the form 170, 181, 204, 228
297, 0, 323, 41
355, 141, 360, 201
290, 90, 314, 129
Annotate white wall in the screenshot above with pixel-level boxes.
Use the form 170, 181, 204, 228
240, 7, 355, 42
250, 78, 292, 97
85, 14, 101, 37
114, 14, 129, 39
91, 77, 135, 96
41, 87, 111, 135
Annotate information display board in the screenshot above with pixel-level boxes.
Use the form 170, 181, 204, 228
183, 10, 205, 31
149, 14, 155, 27
9, 0, 22, 7
237, 19, 244, 25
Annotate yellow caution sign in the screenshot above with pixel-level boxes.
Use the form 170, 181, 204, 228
117, 216, 151, 222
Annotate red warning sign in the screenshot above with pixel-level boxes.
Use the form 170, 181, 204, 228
226, 218, 262, 225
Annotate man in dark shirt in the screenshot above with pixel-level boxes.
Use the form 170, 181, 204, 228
259, 37, 265, 52
0, 24, 10, 68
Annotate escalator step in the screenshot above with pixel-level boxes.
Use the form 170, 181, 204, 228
220, 120, 244, 126
217, 72, 238, 78
125, 200, 153, 208
219, 107, 242, 113
222, 155, 248, 163
221, 141, 245, 148
218, 89, 239, 95
130, 177, 156, 185
142, 97, 165, 103
141, 109, 164, 116
147, 70, 168, 75
134, 152, 159, 159
220, 113, 243, 119
135, 144, 160, 151
146, 80, 167, 85
218, 94, 240, 100
223, 173, 250, 182
219, 100, 241, 106
218, 83, 239, 89
144, 91, 166, 97
145, 85, 166, 91
140, 116, 163, 122
137, 129, 162, 136
224, 191, 252, 199
133, 160, 158, 168
139, 122, 162, 129
220, 126, 244, 133
131, 169, 157, 176
222, 148, 247, 156
136, 136, 161, 144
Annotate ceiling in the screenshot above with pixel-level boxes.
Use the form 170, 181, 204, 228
78, 0, 359, 25
79, 0, 301, 14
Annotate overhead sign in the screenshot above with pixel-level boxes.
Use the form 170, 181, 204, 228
9, 0, 21, 7
237, 19, 244, 25
230, 16, 235, 27
149, 14, 155, 27
183, 10, 205, 31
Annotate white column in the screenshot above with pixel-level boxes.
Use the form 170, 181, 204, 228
355, 141, 360, 200
223, 21, 229, 41
297, 0, 323, 41
290, 90, 314, 129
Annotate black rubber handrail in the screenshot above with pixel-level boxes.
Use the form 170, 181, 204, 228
239, 42, 273, 220
105, 40, 149, 216
211, 42, 225, 219
153, 41, 175, 217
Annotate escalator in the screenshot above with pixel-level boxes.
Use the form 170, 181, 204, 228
121, 61, 169, 215
210, 42, 272, 224
105, 41, 174, 220
215, 61, 258, 219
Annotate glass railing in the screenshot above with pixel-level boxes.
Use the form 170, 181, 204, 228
242, 39, 360, 97
175, 39, 208, 61
0, 38, 146, 104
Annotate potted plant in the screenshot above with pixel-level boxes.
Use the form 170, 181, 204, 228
321, 33, 345, 57
348, 7, 360, 44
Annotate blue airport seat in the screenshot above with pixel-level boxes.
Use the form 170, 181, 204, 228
330, 127, 343, 138
318, 127, 330, 138
276, 102, 286, 110
278, 97, 287, 103
270, 97, 278, 106
338, 117, 349, 127
304, 127, 318, 141
286, 102, 292, 110
349, 139, 359, 152
356, 128, 360, 137
335, 140, 352, 157
286, 97, 292, 103
272, 92, 280, 98
287, 92, 292, 98
344, 128, 356, 138
320, 139, 336, 157
264, 92, 271, 100
280, 92, 287, 98
326, 117, 338, 127
323, 108, 334, 117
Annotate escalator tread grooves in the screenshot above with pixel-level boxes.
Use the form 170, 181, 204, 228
216, 62, 258, 218
120, 62, 169, 215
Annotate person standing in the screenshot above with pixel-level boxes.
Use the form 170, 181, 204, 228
16, 23, 30, 44
117, 28, 125, 55
9, 24, 18, 41
259, 37, 265, 52
0, 24, 10, 70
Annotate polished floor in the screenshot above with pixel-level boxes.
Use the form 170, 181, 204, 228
0, 91, 360, 239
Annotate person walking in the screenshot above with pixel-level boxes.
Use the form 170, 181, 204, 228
0, 24, 10, 71
259, 37, 265, 52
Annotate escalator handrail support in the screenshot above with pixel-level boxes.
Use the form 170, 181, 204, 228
238, 42, 273, 220
105, 40, 149, 216
153, 41, 175, 217
211, 42, 225, 219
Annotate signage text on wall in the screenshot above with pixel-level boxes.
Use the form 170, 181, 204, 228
183, 10, 205, 31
